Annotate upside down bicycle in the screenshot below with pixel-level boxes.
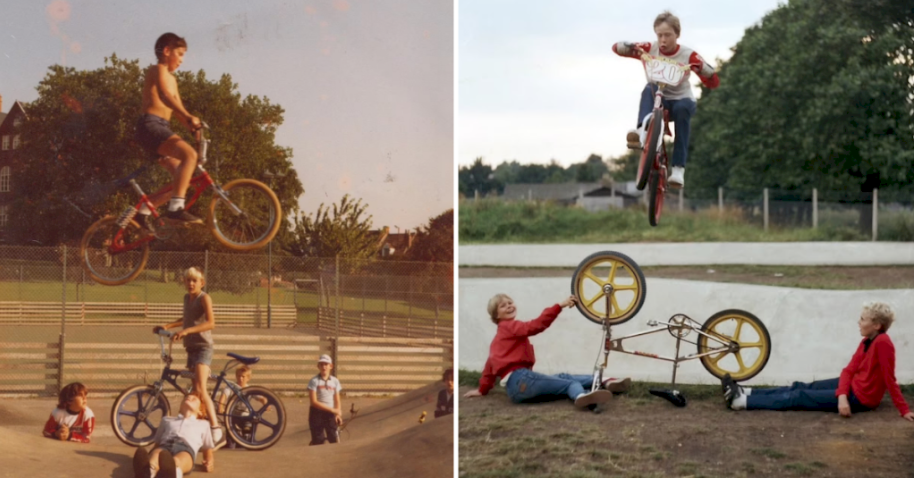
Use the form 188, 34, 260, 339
111, 330, 287, 450
632, 51, 691, 227
570, 251, 772, 406
80, 123, 282, 286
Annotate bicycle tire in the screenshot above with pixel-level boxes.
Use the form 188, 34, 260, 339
208, 179, 282, 251
636, 108, 663, 191
111, 384, 171, 447
570, 251, 646, 325
224, 385, 287, 450
697, 309, 771, 382
80, 216, 150, 286
647, 169, 664, 227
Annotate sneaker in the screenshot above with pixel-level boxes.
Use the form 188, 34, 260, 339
626, 130, 641, 149
132, 447, 150, 478
721, 374, 745, 409
164, 208, 203, 225
155, 450, 177, 478
137, 214, 157, 236
668, 166, 685, 188
211, 426, 227, 451
573, 389, 612, 409
601, 377, 632, 394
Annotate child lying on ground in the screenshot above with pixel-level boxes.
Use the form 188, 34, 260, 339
42, 382, 95, 443
132, 393, 216, 478
463, 294, 620, 409
722, 301, 912, 422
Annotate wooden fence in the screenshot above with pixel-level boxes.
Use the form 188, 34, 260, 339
316, 307, 453, 339
0, 334, 452, 397
0, 301, 296, 327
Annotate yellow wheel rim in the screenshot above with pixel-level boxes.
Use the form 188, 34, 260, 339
574, 255, 643, 322
700, 313, 770, 381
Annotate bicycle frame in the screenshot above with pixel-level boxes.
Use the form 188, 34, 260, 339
589, 291, 734, 391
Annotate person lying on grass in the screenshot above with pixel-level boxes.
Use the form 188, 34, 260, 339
463, 294, 625, 409
722, 301, 912, 422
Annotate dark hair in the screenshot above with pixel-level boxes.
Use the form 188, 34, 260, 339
155, 33, 187, 60
58, 382, 88, 409
442, 368, 453, 381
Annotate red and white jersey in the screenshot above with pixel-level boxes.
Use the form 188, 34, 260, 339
613, 41, 720, 100
42, 407, 96, 443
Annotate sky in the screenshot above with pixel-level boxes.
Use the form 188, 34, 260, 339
0, 0, 453, 232
458, 0, 785, 167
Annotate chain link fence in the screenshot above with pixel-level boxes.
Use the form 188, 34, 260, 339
0, 246, 453, 396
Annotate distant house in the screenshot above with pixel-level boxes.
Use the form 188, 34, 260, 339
0, 95, 28, 241
501, 181, 641, 211
370, 226, 417, 258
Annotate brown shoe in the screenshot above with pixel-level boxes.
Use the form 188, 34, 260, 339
626, 130, 641, 149
601, 377, 632, 394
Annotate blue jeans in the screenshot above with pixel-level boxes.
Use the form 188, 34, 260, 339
638, 84, 696, 168
747, 378, 870, 412
505, 369, 593, 403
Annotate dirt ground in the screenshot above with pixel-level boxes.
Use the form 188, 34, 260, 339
0, 383, 453, 478
459, 265, 914, 290
458, 385, 914, 478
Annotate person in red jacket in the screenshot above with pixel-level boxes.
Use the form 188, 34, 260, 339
42, 382, 96, 443
462, 294, 616, 409
722, 302, 913, 421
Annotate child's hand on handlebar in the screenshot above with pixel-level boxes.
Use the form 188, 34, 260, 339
152, 326, 165, 334
559, 296, 578, 309
172, 330, 186, 342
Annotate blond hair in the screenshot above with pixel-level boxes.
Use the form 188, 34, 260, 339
185, 267, 205, 281
235, 365, 252, 378
862, 302, 894, 332
654, 11, 681, 36
487, 293, 512, 324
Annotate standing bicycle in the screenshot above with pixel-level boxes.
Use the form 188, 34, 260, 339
111, 329, 287, 451
613, 11, 720, 225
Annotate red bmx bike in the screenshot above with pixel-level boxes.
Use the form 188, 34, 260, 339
633, 52, 690, 226
79, 123, 282, 286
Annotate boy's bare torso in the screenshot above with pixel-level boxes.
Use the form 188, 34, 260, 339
142, 64, 176, 120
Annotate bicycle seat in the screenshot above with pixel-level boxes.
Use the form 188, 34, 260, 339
227, 352, 260, 365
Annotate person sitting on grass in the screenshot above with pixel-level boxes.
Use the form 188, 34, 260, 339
435, 368, 454, 418
42, 382, 95, 443
133, 393, 216, 478
722, 301, 913, 422
463, 294, 618, 409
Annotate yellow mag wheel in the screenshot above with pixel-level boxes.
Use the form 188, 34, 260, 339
571, 251, 646, 325
697, 309, 771, 381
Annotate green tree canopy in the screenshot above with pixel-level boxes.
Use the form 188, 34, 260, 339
283, 194, 376, 259
687, 0, 913, 200
407, 208, 453, 263
10, 54, 303, 247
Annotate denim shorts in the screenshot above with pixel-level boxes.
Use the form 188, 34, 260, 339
135, 114, 175, 158
186, 346, 213, 369
160, 437, 196, 462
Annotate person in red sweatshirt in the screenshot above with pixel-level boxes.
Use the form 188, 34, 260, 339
722, 302, 912, 421
42, 382, 96, 443
462, 293, 616, 409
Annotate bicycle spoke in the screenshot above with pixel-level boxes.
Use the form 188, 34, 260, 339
144, 419, 156, 432
733, 319, 744, 342
607, 261, 618, 283
119, 410, 138, 418
735, 353, 747, 372
582, 271, 604, 287
584, 291, 603, 308
709, 352, 725, 366
610, 294, 623, 316
741, 341, 764, 348
128, 419, 141, 436
612, 283, 638, 291
259, 418, 278, 430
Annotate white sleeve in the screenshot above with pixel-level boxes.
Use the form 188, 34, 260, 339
307, 377, 318, 391
201, 422, 215, 451
335, 377, 342, 392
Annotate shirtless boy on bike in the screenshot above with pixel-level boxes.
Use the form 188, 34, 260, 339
134, 32, 204, 227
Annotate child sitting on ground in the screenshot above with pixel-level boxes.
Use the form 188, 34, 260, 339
435, 368, 454, 418
722, 301, 913, 422
308, 354, 343, 445
42, 382, 95, 443
133, 392, 216, 478
463, 294, 616, 409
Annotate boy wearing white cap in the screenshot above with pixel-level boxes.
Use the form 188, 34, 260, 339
307, 354, 343, 445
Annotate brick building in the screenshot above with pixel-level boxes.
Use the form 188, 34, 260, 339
0, 95, 28, 241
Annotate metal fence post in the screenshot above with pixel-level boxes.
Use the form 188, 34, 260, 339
763, 188, 769, 232
334, 255, 340, 343
872, 189, 878, 241
267, 242, 272, 328
59, 245, 67, 395
812, 188, 818, 229
718, 187, 723, 215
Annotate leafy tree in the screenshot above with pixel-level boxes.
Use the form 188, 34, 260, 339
458, 157, 501, 197
407, 208, 453, 263
687, 0, 913, 200
607, 149, 642, 182
283, 194, 376, 259
9, 54, 303, 247
574, 154, 609, 182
